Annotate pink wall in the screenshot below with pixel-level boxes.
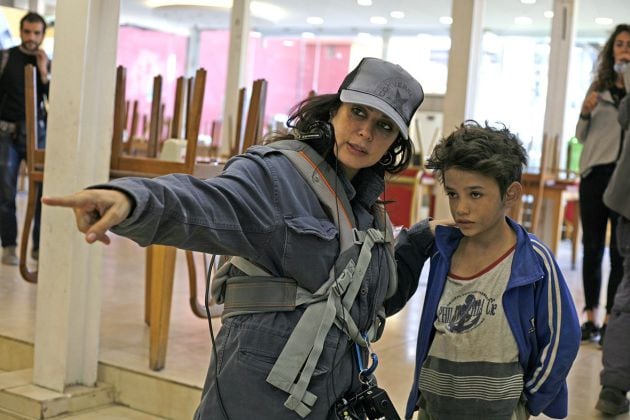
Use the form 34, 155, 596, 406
116, 26, 187, 138
117, 26, 352, 146
249, 38, 351, 121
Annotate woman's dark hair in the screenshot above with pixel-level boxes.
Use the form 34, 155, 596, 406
592, 24, 630, 92
266, 93, 413, 174
426, 120, 528, 197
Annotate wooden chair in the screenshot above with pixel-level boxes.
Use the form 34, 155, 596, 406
509, 133, 558, 236
111, 66, 224, 370
384, 167, 424, 228
19, 64, 45, 284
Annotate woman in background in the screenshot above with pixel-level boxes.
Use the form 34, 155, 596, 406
575, 23, 630, 346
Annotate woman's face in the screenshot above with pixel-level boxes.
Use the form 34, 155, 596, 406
613, 31, 630, 64
330, 102, 400, 179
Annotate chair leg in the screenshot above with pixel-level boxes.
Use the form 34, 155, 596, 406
571, 202, 581, 270
145, 247, 152, 326
148, 244, 176, 371
19, 180, 39, 283
186, 250, 209, 318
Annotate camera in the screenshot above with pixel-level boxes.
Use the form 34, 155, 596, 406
335, 384, 400, 420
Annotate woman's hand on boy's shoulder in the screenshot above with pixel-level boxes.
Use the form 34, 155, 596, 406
428, 218, 457, 235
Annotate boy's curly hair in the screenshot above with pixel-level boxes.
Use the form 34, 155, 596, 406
426, 120, 528, 196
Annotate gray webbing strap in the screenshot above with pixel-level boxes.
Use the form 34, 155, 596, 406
271, 140, 356, 252
266, 228, 386, 417
266, 261, 355, 417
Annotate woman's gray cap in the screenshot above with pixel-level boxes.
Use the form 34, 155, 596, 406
338, 57, 424, 139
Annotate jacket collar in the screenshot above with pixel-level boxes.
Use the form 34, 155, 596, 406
434, 217, 544, 287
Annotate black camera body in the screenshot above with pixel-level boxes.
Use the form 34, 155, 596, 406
335, 384, 400, 420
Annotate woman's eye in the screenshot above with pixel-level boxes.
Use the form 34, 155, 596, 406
378, 121, 393, 131
351, 107, 366, 117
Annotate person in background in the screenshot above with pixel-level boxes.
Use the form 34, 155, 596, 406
387, 121, 580, 419
595, 62, 630, 416
0, 11, 49, 265
575, 23, 630, 345
42, 57, 425, 419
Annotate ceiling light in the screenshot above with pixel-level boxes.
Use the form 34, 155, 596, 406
357, 0, 372, 5
145, 1, 285, 22
514, 16, 533, 25
301, 32, 315, 38
370, 16, 387, 25
390, 11, 405, 19
306, 16, 324, 25
544, 10, 554, 19
146, 0, 232, 7
250, 2, 285, 22
520, 0, 536, 4
595, 17, 613, 25
439, 16, 453, 25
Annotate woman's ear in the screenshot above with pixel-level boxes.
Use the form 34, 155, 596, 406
504, 182, 522, 208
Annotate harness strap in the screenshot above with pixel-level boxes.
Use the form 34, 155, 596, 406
266, 227, 387, 417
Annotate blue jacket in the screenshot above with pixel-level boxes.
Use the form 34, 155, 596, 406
389, 218, 580, 419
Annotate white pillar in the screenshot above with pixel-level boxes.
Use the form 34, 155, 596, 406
186, 26, 201, 78
28, 0, 44, 14
542, 0, 577, 170
33, 0, 120, 392
381, 28, 392, 60
218, 0, 250, 157
435, 0, 485, 218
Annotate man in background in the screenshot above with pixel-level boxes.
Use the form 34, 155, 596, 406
0, 11, 49, 265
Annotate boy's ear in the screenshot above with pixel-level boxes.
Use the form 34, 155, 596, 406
505, 182, 522, 207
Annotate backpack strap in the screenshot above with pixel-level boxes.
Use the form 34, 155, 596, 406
0, 50, 8, 80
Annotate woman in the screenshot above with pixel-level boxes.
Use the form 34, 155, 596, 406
576, 23, 630, 345
43, 57, 424, 419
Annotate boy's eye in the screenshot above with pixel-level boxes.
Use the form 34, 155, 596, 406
471, 191, 482, 198
446, 191, 457, 198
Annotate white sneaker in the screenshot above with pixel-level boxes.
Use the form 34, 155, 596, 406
2, 246, 18, 266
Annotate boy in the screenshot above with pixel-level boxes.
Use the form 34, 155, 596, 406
387, 121, 580, 419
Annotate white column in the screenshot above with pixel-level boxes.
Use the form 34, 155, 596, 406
218, 0, 250, 157
185, 26, 201, 78
381, 28, 392, 60
435, 0, 485, 218
542, 0, 577, 170
28, 0, 44, 14
33, 0, 120, 392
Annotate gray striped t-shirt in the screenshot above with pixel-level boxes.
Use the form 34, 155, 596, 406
419, 247, 528, 420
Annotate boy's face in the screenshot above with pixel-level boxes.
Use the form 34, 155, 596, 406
443, 168, 516, 239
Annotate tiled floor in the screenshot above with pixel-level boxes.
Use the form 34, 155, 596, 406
0, 190, 628, 419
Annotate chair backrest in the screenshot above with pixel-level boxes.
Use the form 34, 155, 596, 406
147, 75, 163, 158
229, 86, 246, 157
24, 65, 44, 176
111, 65, 127, 169
509, 133, 559, 235
110, 68, 207, 177
170, 76, 187, 139
240, 79, 268, 154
